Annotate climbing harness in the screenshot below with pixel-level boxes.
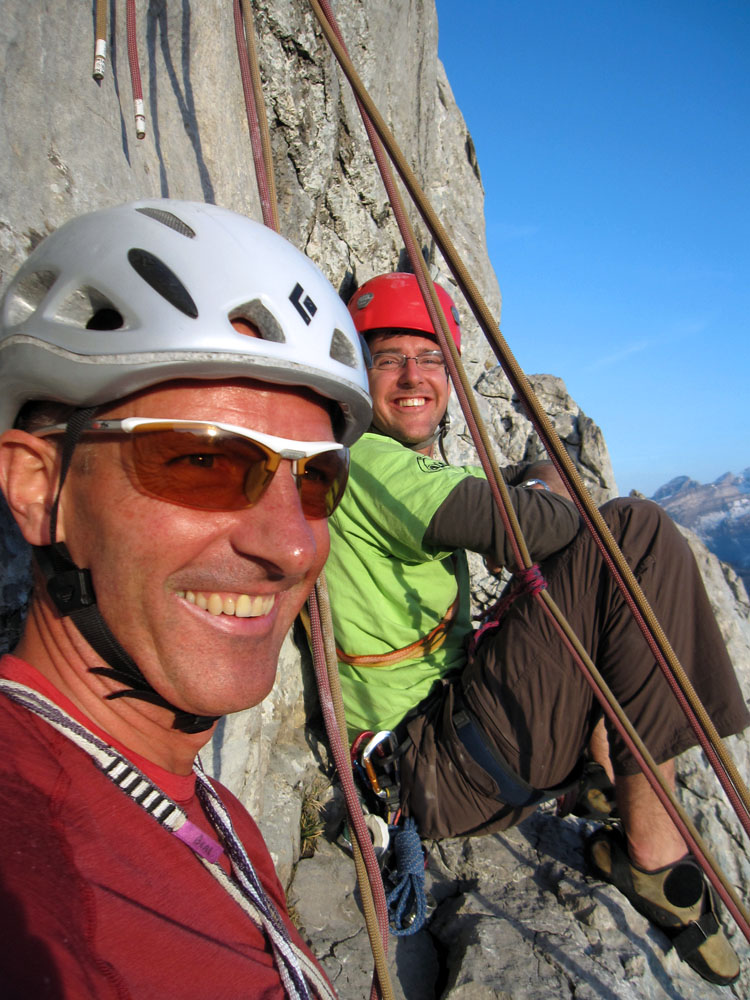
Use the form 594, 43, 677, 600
0, 679, 335, 1000
452, 694, 574, 810
301, 591, 459, 670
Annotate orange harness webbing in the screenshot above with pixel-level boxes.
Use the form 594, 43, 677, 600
336, 590, 460, 668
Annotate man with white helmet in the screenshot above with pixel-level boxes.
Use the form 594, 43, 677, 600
325, 272, 747, 986
0, 199, 371, 999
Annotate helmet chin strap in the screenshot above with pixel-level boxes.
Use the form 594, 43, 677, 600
36, 408, 219, 735
436, 412, 451, 463
371, 410, 451, 458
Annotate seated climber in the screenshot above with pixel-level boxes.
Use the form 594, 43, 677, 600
0, 200, 372, 998
324, 271, 748, 986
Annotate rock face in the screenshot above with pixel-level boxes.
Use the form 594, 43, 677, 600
1, 2, 748, 997
652, 471, 750, 593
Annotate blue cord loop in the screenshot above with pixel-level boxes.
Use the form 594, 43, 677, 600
385, 818, 427, 935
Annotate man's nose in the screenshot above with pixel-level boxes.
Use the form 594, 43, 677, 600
397, 357, 424, 383
229, 462, 322, 578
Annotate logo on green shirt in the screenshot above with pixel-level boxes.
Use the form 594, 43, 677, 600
416, 455, 448, 473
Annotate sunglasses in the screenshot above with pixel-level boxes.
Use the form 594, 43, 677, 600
36, 417, 350, 519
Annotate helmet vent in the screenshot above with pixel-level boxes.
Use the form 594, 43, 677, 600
135, 207, 196, 238
329, 328, 359, 369
127, 248, 198, 319
230, 300, 285, 343
4, 269, 58, 326
86, 308, 125, 331
55, 285, 125, 329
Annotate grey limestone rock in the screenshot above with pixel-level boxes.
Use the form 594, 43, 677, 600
1, 1, 748, 996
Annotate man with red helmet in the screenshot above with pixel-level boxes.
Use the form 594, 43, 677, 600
345, 272, 461, 456
324, 271, 747, 987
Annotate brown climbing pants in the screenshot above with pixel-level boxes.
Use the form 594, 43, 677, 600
399, 498, 749, 839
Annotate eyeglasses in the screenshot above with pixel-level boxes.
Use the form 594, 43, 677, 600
36, 418, 349, 519
369, 351, 446, 372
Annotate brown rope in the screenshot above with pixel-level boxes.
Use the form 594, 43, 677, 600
233, 0, 280, 231
309, 577, 393, 1000
229, 6, 394, 996
93, 0, 107, 80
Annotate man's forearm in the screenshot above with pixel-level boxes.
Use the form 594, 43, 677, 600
424, 475, 580, 568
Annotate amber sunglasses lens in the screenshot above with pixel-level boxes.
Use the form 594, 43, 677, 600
297, 449, 350, 518
126, 428, 347, 517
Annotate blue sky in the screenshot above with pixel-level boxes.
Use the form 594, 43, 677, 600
434, 1, 749, 496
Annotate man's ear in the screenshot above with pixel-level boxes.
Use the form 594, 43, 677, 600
0, 430, 61, 546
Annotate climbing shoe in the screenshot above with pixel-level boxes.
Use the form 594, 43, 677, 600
557, 759, 617, 821
585, 825, 740, 986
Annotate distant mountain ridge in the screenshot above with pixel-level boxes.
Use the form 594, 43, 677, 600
651, 469, 750, 591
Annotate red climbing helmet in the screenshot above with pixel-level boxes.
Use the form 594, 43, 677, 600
347, 272, 461, 352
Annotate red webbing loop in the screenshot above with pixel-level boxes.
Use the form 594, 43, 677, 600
467, 565, 547, 661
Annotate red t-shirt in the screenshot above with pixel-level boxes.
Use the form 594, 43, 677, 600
0, 654, 328, 999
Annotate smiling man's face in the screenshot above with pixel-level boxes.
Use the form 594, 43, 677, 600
366, 332, 450, 453
57, 378, 335, 719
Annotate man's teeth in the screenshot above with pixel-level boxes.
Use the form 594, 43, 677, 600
176, 591, 274, 618
397, 397, 426, 407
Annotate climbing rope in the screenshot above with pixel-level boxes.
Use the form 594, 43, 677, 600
385, 819, 428, 937
92, 1, 145, 138
233, 0, 279, 231
125, 0, 146, 138
308, 578, 394, 1000
93, 0, 107, 80
230, 6, 395, 998
308, 0, 750, 946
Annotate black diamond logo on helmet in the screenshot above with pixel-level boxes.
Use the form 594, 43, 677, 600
289, 283, 318, 326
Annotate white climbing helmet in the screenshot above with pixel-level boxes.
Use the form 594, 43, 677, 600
0, 199, 371, 443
